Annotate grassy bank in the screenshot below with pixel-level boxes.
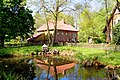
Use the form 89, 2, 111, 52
51, 46, 120, 65
0, 46, 42, 56
0, 45, 120, 65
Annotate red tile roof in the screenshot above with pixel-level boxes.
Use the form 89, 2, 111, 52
27, 33, 43, 42
37, 20, 78, 32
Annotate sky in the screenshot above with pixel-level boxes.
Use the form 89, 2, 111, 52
89, 0, 103, 11
26, 0, 103, 16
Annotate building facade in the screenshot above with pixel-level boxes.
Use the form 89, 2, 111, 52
27, 20, 78, 44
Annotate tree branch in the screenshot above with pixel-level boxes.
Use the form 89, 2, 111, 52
116, 0, 120, 3
57, 0, 67, 8
42, 5, 56, 17
58, 7, 75, 14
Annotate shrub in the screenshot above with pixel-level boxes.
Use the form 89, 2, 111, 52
112, 23, 120, 45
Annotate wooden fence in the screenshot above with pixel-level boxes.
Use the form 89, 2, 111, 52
66, 43, 120, 52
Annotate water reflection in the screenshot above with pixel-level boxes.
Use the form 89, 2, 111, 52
34, 56, 120, 80
0, 57, 120, 80
34, 56, 75, 80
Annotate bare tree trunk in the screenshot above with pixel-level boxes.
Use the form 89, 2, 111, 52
51, 16, 58, 46
44, 9, 51, 46
116, 0, 120, 3
46, 19, 51, 46
41, 0, 51, 46
105, 0, 110, 44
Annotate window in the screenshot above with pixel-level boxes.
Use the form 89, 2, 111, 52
57, 32, 59, 35
67, 38, 69, 42
62, 32, 64, 35
66, 32, 68, 35
73, 33, 76, 38
118, 20, 120, 23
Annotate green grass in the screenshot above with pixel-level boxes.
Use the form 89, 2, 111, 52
0, 45, 120, 66
51, 46, 120, 66
0, 45, 42, 56
98, 51, 120, 65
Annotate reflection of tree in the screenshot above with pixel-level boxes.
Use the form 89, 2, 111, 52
34, 57, 120, 80
35, 66, 43, 78
77, 66, 106, 79
105, 69, 120, 80
46, 58, 58, 80
34, 57, 75, 80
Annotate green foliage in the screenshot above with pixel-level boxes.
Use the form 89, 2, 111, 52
0, 0, 35, 47
78, 8, 106, 43
0, 57, 29, 79
34, 13, 45, 29
58, 13, 74, 26
112, 23, 120, 45
34, 12, 74, 29
1, 71, 26, 80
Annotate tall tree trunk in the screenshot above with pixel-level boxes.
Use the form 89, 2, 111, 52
0, 35, 5, 47
51, 16, 58, 46
46, 19, 51, 46
41, 0, 51, 46
105, 0, 110, 43
51, 1, 59, 46
116, 0, 120, 3
44, 9, 51, 46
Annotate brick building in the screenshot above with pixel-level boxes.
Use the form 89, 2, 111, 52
27, 20, 78, 44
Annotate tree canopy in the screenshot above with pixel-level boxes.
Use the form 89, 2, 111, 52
0, 0, 35, 47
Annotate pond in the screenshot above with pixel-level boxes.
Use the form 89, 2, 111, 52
0, 56, 120, 80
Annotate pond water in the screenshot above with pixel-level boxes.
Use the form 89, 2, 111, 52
0, 56, 120, 80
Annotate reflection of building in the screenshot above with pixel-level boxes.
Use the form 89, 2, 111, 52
27, 20, 78, 44
34, 58, 75, 79
103, 4, 120, 43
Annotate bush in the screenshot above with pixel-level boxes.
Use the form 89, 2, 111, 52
112, 23, 120, 45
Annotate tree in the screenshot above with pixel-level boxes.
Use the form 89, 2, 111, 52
34, 13, 45, 29
112, 0, 120, 45
78, 0, 117, 43
0, 0, 35, 47
79, 7, 106, 43
40, 0, 52, 46
39, 0, 73, 46
104, 0, 111, 44
58, 13, 74, 26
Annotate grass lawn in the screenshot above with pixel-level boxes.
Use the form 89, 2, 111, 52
0, 45, 120, 66
0, 46, 42, 56
51, 46, 120, 65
